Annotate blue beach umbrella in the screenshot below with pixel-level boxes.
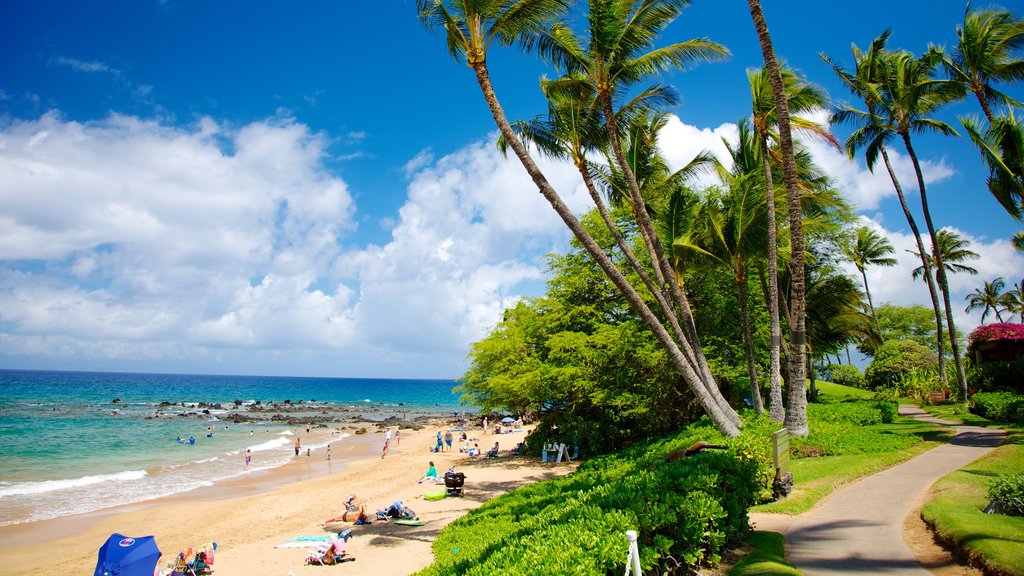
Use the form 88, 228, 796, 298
93, 533, 161, 576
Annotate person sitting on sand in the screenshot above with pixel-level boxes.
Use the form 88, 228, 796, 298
417, 461, 438, 484
468, 443, 480, 457
342, 494, 370, 524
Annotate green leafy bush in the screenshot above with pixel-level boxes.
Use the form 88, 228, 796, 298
966, 356, 1024, 394
864, 340, 938, 390
987, 473, 1024, 516
970, 392, 1024, 424
824, 364, 865, 389
788, 403, 916, 457
418, 422, 762, 575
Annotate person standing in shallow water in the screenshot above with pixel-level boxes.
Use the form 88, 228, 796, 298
244, 448, 252, 469
327, 444, 331, 461
295, 437, 301, 457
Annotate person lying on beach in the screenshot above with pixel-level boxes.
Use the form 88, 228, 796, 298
342, 494, 370, 524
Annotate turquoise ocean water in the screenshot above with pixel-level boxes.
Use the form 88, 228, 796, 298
0, 370, 461, 526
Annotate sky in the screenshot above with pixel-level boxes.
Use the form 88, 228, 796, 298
1, 0, 1022, 379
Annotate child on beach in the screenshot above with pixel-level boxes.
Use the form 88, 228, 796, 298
381, 439, 389, 459
327, 444, 332, 461
306, 448, 311, 458
395, 430, 401, 446
245, 448, 252, 469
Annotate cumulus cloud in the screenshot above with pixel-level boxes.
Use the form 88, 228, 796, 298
0, 113, 589, 376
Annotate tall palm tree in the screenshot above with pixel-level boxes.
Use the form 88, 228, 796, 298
805, 269, 875, 401
961, 110, 1024, 220
746, 0, 811, 437
966, 277, 1007, 323
749, 65, 836, 423
910, 228, 980, 282
844, 226, 897, 323
875, 48, 969, 401
825, 36, 953, 395
1014, 230, 1024, 253
947, 3, 1024, 122
538, 0, 738, 427
675, 120, 769, 414
416, 0, 742, 435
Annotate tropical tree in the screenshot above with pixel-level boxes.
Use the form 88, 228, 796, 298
947, 3, 1024, 122
843, 226, 897, 322
1014, 230, 1024, 252
873, 47, 969, 399
910, 228, 979, 282
999, 277, 1024, 323
749, 65, 835, 423
825, 36, 953, 395
416, 0, 742, 435
961, 110, 1024, 220
675, 121, 769, 414
805, 268, 875, 400
966, 277, 1007, 323
746, 0, 811, 436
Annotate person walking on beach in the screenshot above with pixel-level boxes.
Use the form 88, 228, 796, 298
327, 444, 332, 461
482, 416, 488, 434
306, 423, 311, 434
434, 431, 443, 453
245, 448, 252, 469
385, 427, 392, 445
395, 429, 401, 446
306, 447, 311, 458
381, 438, 390, 459
295, 437, 301, 457
444, 429, 453, 452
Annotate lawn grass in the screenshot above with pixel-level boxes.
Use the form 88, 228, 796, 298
812, 379, 875, 401
752, 408, 953, 515
914, 404, 1024, 576
727, 531, 801, 576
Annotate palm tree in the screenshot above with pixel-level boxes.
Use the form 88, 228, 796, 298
966, 277, 1007, 323
749, 65, 836, 423
538, 0, 738, 428
805, 269, 875, 401
875, 48, 970, 401
1014, 230, 1024, 253
825, 36, 952, 395
416, 0, 742, 435
961, 110, 1024, 220
947, 3, 1024, 122
910, 228, 980, 281
675, 120, 769, 414
844, 226, 897, 323
746, 0, 811, 436
999, 278, 1024, 323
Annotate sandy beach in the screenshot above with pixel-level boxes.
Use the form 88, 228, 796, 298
0, 423, 575, 576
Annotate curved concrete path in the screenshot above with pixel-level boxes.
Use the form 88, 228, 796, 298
772, 405, 1004, 575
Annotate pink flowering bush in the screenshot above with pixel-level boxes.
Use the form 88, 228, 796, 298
968, 323, 1024, 353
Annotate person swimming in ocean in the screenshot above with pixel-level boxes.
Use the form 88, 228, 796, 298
188, 436, 195, 445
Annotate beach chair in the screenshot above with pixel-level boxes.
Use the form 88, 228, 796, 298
189, 541, 216, 574
485, 442, 499, 458
169, 549, 197, 576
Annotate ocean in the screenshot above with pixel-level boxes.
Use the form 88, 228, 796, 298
0, 369, 463, 526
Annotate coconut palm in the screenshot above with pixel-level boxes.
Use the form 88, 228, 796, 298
844, 226, 897, 323
999, 278, 1024, 323
947, 3, 1024, 122
746, 0, 811, 436
961, 110, 1024, 220
675, 120, 769, 414
1015, 231, 1024, 252
749, 64, 836, 423
910, 229, 979, 282
537, 1, 738, 428
416, 0, 742, 435
805, 268, 875, 401
825, 36, 953, 394
966, 277, 1007, 323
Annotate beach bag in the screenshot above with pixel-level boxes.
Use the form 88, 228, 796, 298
386, 500, 417, 520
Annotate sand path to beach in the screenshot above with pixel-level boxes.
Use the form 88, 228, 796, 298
0, 425, 576, 576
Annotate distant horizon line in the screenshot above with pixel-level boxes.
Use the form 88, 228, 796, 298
0, 366, 460, 382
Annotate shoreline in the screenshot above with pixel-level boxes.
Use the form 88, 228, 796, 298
0, 422, 572, 575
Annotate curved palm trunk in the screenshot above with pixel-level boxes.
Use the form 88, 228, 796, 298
737, 269, 766, 413
748, 0, 808, 437
859, 267, 877, 319
757, 137, 785, 422
470, 63, 741, 436
599, 95, 741, 429
879, 145, 948, 384
974, 86, 996, 123
902, 134, 968, 401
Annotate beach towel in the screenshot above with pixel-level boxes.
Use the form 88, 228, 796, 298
275, 536, 330, 549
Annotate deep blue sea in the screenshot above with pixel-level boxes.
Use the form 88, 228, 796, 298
0, 369, 462, 526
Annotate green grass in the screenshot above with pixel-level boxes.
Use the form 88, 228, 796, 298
811, 379, 875, 402
727, 531, 801, 576
915, 406, 1024, 576
752, 411, 953, 515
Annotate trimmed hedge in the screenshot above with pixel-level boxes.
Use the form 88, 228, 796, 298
970, 391, 1024, 424
417, 422, 762, 575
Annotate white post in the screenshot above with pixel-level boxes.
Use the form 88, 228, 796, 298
625, 530, 642, 576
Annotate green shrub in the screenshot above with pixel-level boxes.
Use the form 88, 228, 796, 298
864, 340, 938, 390
824, 364, 865, 389
966, 356, 1024, 394
875, 400, 898, 423
987, 473, 1024, 516
970, 391, 1024, 424
788, 403, 916, 457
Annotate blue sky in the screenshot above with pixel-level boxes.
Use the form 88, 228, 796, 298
1, 0, 1022, 378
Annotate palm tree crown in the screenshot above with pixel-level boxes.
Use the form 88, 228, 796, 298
948, 2, 1024, 121
966, 277, 1007, 323
910, 228, 980, 280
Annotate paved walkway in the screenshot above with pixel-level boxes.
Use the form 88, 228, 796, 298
761, 405, 1005, 575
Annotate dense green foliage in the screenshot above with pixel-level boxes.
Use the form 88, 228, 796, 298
416, 423, 762, 575
822, 364, 865, 389
987, 472, 1024, 516
967, 356, 1024, 393
971, 391, 1024, 424
864, 339, 938, 389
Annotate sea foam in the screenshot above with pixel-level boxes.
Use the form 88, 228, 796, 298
0, 469, 148, 498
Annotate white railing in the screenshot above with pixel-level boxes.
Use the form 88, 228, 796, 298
624, 530, 642, 576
